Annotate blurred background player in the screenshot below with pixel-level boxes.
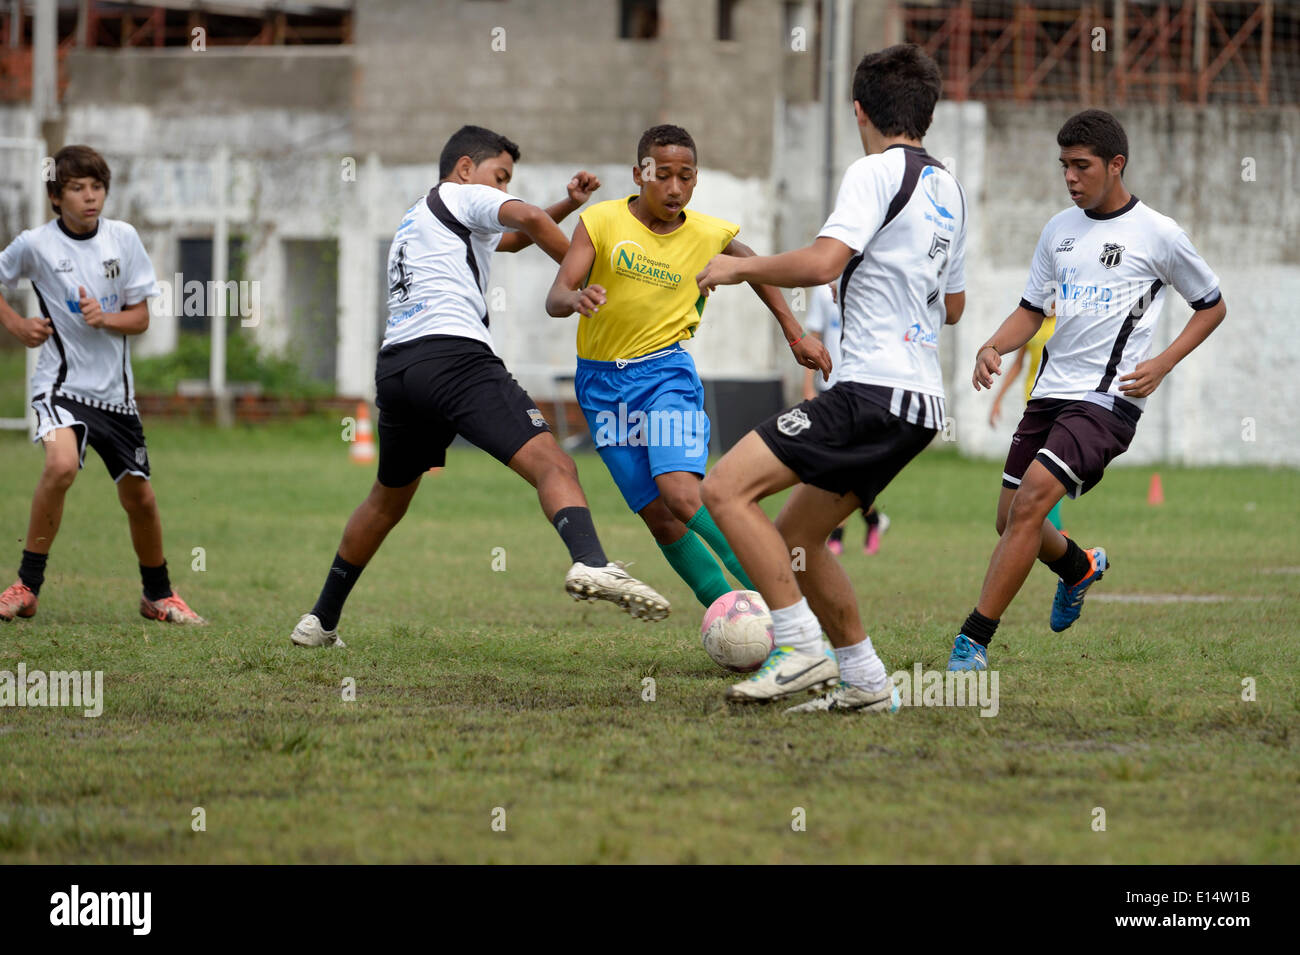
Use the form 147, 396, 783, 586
949, 109, 1226, 672
801, 282, 890, 556
291, 125, 670, 648
987, 301, 1063, 533
698, 44, 967, 713
0, 145, 204, 625
546, 124, 828, 610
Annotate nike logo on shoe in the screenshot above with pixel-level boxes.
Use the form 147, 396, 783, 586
775, 662, 826, 685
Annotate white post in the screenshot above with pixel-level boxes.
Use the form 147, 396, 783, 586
210, 146, 231, 425
32, 0, 56, 125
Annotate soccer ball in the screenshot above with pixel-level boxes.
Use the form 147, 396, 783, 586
701, 590, 774, 672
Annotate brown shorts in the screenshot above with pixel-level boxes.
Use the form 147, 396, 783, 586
1002, 398, 1138, 499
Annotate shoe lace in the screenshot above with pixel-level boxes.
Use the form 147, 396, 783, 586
751, 648, 789, 679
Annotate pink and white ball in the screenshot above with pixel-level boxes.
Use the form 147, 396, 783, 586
701, 590, 774, 672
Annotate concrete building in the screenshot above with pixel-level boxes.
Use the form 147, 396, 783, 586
0, 0, 1296, 466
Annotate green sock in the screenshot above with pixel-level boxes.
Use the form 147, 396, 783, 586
1047, 500, 1063, 531
658, 530, 732, 608
686, 505, 755, 591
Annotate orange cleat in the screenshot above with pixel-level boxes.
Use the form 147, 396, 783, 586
0, 580, 38, 621
140, 590, 207, 625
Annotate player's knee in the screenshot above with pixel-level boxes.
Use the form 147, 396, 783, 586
120, 482, 156, 514
662, 489, 701, 524
41, 458, 78, 490
699, 474, 727, 513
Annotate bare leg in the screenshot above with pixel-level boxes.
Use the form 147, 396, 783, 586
637, 496, 690, 546
699, 432, 803, 608
337, 477, 422, 566
24, 428, 81, 555
977, 461, 1068, 619
506, 431, 588, 520
774, 484, 867, 649
117, 475, 164, 567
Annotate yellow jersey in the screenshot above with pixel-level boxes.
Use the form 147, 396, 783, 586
577, 196, 739, 361
1023, 314, 1057, 402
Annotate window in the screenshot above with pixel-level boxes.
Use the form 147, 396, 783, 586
620, 0, 659, 40
718, 0, 741, 42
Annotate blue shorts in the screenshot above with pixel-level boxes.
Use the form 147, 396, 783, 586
575, 347, 711, 513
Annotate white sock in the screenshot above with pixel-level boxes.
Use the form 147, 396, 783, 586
769, 598, 825, 658
835, 638, 888, 692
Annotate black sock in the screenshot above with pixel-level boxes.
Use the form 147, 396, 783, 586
828, 526, 844, 543
1046, 538, 1091, 585
140, 561, 172, 601
19, 550, 48, 596
865, 508, 879, 529
311, 553, 364, 632
552, 506, 608, 567
961, 608, 999, 647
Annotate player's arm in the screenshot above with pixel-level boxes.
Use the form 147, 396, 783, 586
497, 199, 570, 265
720, 238, 830, 379
0, 293, 52, 347
78, 286, 150, 335
698, 236, 853, 293
545, 220, 605, 318
944, 291, 965, 325
972, 305, 1045, 391
801, 331, 825, 400
498, 172, 601, 254
1120, 296, 1226, 399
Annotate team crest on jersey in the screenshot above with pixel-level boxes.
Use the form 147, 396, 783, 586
777, 409, 811, 437
134, 446, 148, 466
1098, 243, 1124, 269
103, 258, 120, 279
55, 258, 74, 273
1055, 237, 1076, 253
526, 408, 546, 428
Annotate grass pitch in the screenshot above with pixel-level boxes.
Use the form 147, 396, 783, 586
0, 419, 1296, 863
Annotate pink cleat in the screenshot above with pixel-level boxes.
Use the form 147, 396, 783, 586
827, 537, 844, 556
0, 580, 38, 621
140, 590, 207, 625
865, 526, 881, 555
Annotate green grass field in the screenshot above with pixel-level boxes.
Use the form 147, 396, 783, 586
0, 419, 1296, 863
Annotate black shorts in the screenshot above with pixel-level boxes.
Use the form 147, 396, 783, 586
374, 335, 551, 488
1002, 397, 1138, 499
31, 393, 151, 482
755, 382, 938, 508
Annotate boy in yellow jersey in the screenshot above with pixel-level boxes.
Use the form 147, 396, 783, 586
546, 125, 829, 608
988, 307, 1063, 531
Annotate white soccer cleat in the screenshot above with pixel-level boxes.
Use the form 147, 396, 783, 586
290, 613, 346, 648
725, 646, 840, 703
785, 681, 902, 714
564, 561, 670, 622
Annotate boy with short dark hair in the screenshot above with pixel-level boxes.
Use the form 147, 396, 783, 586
0, 144, 204, 624
291, 125, 670, 648
947, 108, 1226, 671
545, 124, 829, 610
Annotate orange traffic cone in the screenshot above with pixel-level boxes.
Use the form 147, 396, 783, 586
350, 401, 376, 464
1147, 472, 1164, 506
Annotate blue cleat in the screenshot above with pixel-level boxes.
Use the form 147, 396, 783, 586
1051, 546, 1108, 632
947, 633, 988, 671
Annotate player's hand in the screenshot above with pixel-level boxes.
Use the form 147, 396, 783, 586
792, 335, 831, 381
567, 171, 601, 205
696, 255, 742, 296
78, 286, 106, 328
989, 397, 1002, 427
11, 316, 52, 348
828, 282, 838, 305
973, 345, 1001, 391
1119, 357, 1171, 398
572, 284, 606, 317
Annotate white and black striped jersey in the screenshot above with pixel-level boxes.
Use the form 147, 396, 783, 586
0, 217, 159, 412
381, 181, 519, 352
818, 144, 967, 429
1020, 196, 1220, 415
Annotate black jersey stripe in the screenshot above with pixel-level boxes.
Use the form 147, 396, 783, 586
31, 283, 69, 394
426, 185, 490, 328
880, 146, 944, 232
1029, 344, 1050, 397
1097, 279, 1162, 393
121, 335, 129, 406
